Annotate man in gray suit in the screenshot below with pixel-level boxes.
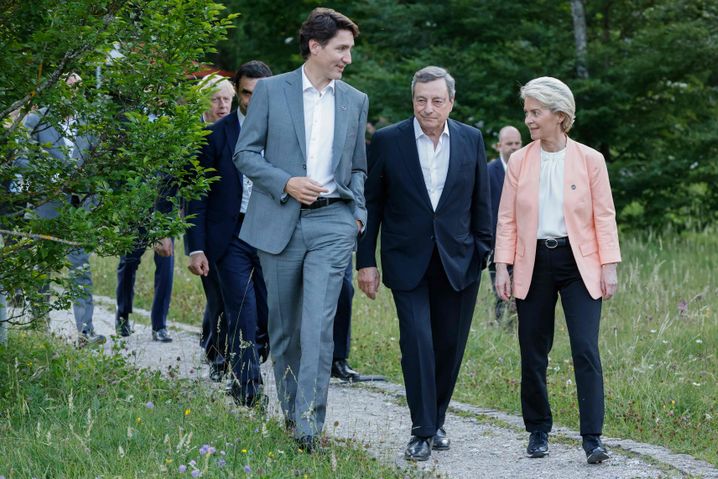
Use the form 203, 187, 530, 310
234, 7, 368, 451
17, 74, 105, 346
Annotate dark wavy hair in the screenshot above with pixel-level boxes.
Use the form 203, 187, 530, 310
299, 8, 359, 60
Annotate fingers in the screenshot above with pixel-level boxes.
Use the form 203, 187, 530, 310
357, 268, 380, 300
286, 177, 329, 205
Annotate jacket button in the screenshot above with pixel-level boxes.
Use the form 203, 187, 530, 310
302, 164, 306, 170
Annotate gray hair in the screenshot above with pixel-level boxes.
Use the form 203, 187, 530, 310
412, 66, 456, 100
520, 76, 575, 133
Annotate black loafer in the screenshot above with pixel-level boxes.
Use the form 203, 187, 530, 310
527, 431, 549, 458
115, 316, 132, 337
296, 435, 319, 453
151, 328, 173, 342
583, 435, 609, 464
404, 436, 432, 461
432, 427, 450, 450
331, 359, 361, 382
209, 363, 226, 382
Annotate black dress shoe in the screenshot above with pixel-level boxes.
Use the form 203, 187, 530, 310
583, 435, 609, 464
331, 359, 360, 382
152, 328, 173, 342
296, 435, 319, 453
404, 436, 432, 461
527, 431, 549, 458
115, 316, 132, 337
209, 363, 226, 382
228, 381, 266, 409
432, 427, 450, 451
284, 417, 296, 434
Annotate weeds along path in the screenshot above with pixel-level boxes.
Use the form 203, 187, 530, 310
48, 297, 718, 479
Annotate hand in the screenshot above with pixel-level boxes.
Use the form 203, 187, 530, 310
358, 267, 380, 300
356, 219, 362, 233
153, 237, 173, 257
284, 177, 328, 205
495, 263, 512, 301
601, 263, 618, 300
188, 252, 210, 276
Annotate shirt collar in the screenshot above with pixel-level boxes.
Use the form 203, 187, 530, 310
413, 117, 450, 141
302, 65, 335, 95
236, 109, 245, 127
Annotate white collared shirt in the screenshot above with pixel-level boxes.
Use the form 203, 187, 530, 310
500, 155, 508, 172
537, 147, 568, 239
237, 110, 253, 214
302, 65, 337, 197
413, 117, 450, 211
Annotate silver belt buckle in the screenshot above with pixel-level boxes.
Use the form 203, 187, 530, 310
544, 238, 558, 249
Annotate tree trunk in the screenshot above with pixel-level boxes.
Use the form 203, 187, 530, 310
570, 0, 589, 79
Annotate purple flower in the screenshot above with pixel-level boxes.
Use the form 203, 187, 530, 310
678, 300, 688, 314
145, 401, 154, 409
208, 446, 216, 455
217, 458, 226, 468
178, 465, 187, 473
199, 444, 210, 456
244, 464, 252, 474
189, 460, 196, 467
191, 470, 201, 478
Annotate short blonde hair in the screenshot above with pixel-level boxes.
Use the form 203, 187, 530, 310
520, 76, 575, 133
200, 75, 234, 96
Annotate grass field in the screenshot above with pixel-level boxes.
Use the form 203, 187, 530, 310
0, 332, 410, 478
88, 229, 718, 466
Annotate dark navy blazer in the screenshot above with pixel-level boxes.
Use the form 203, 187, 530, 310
357, 118, 493, 292
487, 157, 505, 250
186, 112, 244, 261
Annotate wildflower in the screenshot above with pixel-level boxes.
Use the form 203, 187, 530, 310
199, 444, 210, 456
696, 339, 703, 344
189, 460, 197, 467
677, 300, 688, 314
184, 408, 191, 416
146, 401, 155, 409
241, 448, 248, 454
208, 446, 216, 455
670, 400, 676, 407
220, 450, 226, 456
244, 465, 251, 474
178, 465, 187, 473
191, 470, 201, 478
136, 417, 142, 424
566, 379, 573, 386
217, 458, 226, 468
165, 458, 173, 464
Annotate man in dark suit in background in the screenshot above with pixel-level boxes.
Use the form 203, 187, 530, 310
487, 125, 522, 326
186, 61, 272, 404
357, 66, 492, 461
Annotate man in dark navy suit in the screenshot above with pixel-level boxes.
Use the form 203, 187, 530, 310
186, 61, 272, 406
357, 66, 492, 461
487, 125, 522, 325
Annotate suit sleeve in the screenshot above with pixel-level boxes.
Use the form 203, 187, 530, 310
185, 128, 216, 253
349, 93, 369, 227
355, 130, 386, 269
471, 130, 493, 268
494, 152, 520, 265
589, 153, 621, 264
233, 79, 292, 203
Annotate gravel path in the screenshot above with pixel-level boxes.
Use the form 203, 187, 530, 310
48, 296, 718, 479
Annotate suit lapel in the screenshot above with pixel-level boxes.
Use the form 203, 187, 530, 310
224, 114, 242, 184
398, 119, 433, 210
331, 81, 349, 170
435, 120, 461, 212
283, 68, 307, 161
563, 138, 582, 217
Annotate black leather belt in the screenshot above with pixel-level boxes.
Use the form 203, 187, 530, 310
538, 237, 569, 249
301, 197, 344, 210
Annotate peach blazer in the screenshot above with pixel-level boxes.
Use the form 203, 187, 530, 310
494, 138, 621, 300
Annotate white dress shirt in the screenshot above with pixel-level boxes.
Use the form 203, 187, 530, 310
413, 117, 450, 211
302, 66, 337, 197
237, 110, 253, 214
537, 147, 568, 239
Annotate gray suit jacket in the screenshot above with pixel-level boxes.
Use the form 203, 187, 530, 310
18, 108, 92, 219
233, 67, 368, 254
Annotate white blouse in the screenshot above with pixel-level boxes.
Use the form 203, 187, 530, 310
536, 147, 568, 239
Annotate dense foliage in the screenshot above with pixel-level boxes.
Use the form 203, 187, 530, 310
214, 0, 718, 230
0, 0, 232, 319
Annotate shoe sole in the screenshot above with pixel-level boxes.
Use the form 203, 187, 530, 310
404, 453, 431, 461
527, 450, 549, 458
587, 450, 609, 464
432, 444, 450, 451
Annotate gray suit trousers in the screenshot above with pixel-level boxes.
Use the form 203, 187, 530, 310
258, 201, 356, 438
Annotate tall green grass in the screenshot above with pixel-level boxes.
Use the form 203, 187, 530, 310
89, 229, 718, 465
0, 332, 409, 478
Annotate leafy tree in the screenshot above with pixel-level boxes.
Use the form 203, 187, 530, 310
0, 0, 233, 323
213, 0, 718, 230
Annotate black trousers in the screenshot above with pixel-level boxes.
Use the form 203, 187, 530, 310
516, 240, 604, 436
391, 247, 480, 438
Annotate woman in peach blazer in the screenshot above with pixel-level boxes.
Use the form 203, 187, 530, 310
494, 77, 620, 464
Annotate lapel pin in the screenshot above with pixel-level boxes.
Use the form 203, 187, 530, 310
341, 105, 347, 111
571, 184, 576, 190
